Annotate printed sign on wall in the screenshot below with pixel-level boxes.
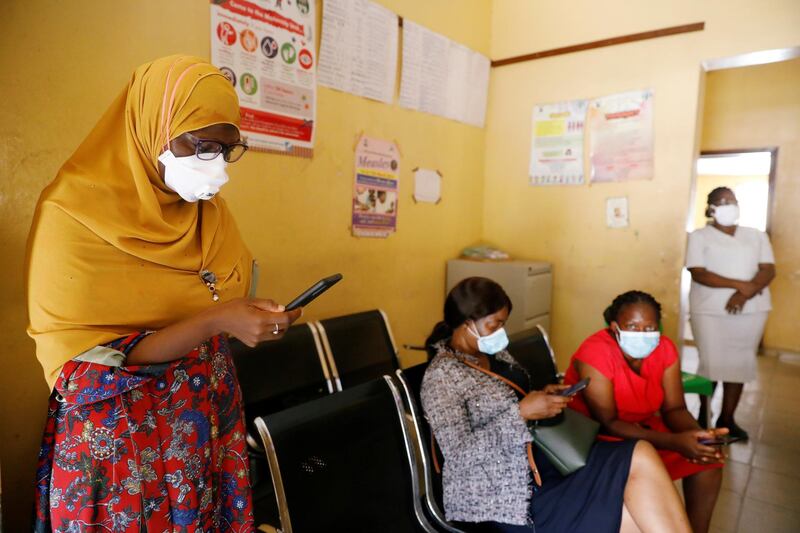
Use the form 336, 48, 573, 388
529, 99, 588, 186
352, 136, 400, 238
588, 89, 654, 182
211, 0, 316, 157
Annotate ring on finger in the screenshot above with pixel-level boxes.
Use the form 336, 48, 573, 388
272, 323, 280, 335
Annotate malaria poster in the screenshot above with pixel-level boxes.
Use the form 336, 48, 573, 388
211, 0, 316, 157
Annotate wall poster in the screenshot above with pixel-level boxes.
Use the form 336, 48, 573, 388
352, 136, 400, 238
211, 0, 316, 157
529, 99, 588, 186
588, 89, 654, 182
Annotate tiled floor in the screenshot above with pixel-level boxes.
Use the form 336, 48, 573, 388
680, 347, 800, 532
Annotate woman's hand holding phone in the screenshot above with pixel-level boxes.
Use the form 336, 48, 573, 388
543, 383, 571, 395
697, 427, 739, 446
213, 275, 341, 347
671, 428, 728, 463
557, 377, 591, 397
519, 390, 572, 420
212, 297, 303, 346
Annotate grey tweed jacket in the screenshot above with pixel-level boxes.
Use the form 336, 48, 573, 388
420, 342, 533, 525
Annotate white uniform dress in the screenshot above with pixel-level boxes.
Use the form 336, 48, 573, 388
686, 225, 774, 383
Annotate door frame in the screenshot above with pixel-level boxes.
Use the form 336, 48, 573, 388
678, 147, 778, 351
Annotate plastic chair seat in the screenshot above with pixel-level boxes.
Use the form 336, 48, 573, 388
682, 371, 714, 396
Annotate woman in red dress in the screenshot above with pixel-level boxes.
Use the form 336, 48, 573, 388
564, 290, 725, 533
27, 55, 301, 531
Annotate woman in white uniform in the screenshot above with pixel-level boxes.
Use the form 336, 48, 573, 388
686, 187, 775, 440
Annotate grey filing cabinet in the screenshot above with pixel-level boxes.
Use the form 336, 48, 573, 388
446, 259, 552, 335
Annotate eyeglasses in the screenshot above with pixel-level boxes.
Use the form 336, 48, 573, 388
186, 133, 249, 163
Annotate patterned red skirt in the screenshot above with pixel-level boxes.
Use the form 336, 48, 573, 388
34, 334, 254, 532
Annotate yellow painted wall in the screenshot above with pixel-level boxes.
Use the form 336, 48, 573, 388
3, 1, 800, 529
0, 0, 491, 528
701, 59, 800, 351
692, 174, 769, 230
484, 0, 800, 367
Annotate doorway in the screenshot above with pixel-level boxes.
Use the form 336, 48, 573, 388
676, 52, 800, 375
679, 148, 777, 370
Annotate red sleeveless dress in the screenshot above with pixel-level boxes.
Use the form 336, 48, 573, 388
565, 329, 722, 480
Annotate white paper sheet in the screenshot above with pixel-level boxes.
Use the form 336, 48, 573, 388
399, 20, 489, 127
606, 197, 629, 228
413, 168, 441, 203
318, 0, 398, 104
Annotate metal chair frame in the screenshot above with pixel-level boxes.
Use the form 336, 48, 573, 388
395, 368, 465, 533
386, 375, 439, 533
313, 308, 399, 391
534, 323, 563, 380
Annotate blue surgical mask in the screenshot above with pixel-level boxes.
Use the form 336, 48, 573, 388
616, 330, 660, 359
469, 323, 509, 355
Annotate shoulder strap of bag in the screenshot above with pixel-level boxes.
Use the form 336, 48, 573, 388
458, 357, 529, 397
433, 353, 542, 486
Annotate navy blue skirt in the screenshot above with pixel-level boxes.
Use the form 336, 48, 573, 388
454, 439, 636, 533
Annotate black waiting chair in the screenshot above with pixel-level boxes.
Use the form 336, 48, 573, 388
229, 322, 333, 528
395, 365, 464, 533
230, 322, 334, 443
314, 309, 400, 390
253, 377, 438, 532
507, 324, 561, 390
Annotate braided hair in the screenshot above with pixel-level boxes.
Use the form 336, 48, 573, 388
603, 290, 662, 326
705, 186, 734, 218
425, 277, 512, 360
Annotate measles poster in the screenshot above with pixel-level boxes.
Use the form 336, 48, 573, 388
352, 136, 400, 238
210, 0, 316, 157
529, 99, 587, 186
587, 89, 654, 182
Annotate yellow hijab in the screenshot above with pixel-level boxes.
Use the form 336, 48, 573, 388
27, 55, 253, 389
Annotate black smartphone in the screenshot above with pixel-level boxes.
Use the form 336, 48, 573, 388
559, 377, 590, 397
699, 436, 743, 446
284, 274, 343, 311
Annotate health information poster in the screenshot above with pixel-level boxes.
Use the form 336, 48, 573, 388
529, 99, 588, 186
352, 136, 400, 238
211, 0, 316, 157
588, 89, 654, 182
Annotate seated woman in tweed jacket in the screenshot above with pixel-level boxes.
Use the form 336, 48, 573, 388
421, 277, 690, 533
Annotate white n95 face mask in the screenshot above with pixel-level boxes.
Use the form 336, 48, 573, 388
158, 150, 229, 202
711, 204, 739, 227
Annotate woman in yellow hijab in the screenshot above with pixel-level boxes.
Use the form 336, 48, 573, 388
27, 55, 300, 532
